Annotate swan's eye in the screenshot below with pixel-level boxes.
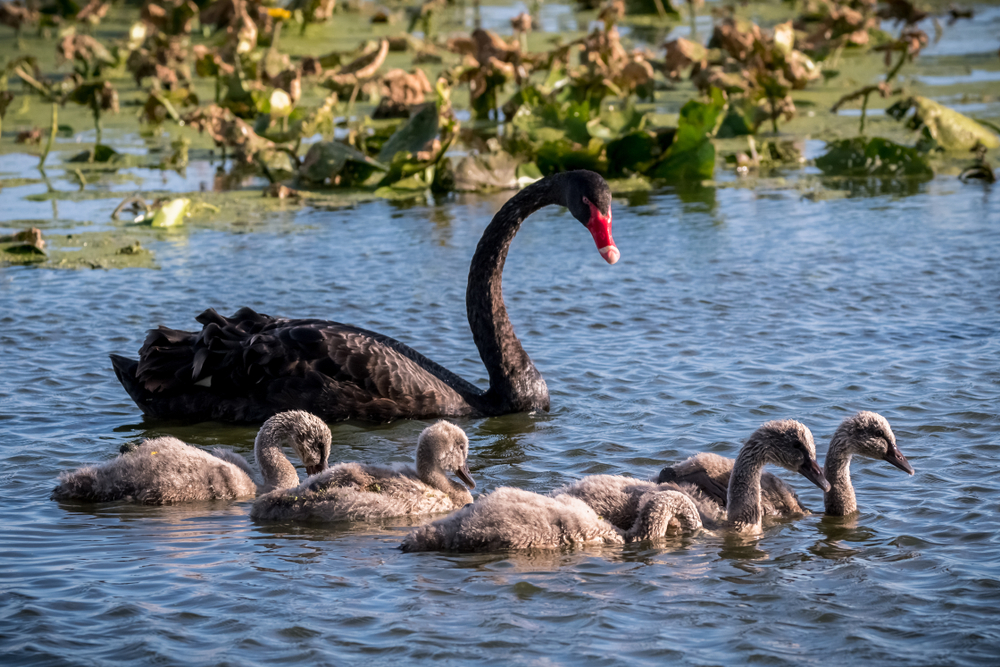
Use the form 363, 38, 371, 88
582, 196, 591, 206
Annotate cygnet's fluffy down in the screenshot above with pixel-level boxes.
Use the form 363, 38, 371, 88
400, 486, 702, 552
555, 474, 726, 530
252, 420, 475, 522
51, 410, 332, 505
52, 437, 258, 504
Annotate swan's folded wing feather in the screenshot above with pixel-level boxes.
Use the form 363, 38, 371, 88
133, 308, 480, 420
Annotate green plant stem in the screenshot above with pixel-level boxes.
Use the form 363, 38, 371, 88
92, 103, 102, 159
858, 50, 907, 135
39, 103, 57, 169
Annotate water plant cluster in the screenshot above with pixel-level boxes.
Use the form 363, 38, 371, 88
0, 0, 997, 207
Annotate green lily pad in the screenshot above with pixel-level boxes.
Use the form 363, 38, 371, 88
377, 103, 439, 164
300, 141, 386, 184
652, 89, 727, 182
815, 138, 934, 178
150, 198, 191, 227
911, 97, 1000, 152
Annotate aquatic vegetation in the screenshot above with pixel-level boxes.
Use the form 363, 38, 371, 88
0, 0, 992, 223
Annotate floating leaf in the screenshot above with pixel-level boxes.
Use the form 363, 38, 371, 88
300, 141, 385, 184
910, 97, 1000, 152
150, 198, 191, 227
377, 103, 439, 163
652, 89, 726, 181
816, 137, 933, 178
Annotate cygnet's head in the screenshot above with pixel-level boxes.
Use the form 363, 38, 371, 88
416, 421, 475, 490
257, 411, 332, 475
834, 411, 914, 475
749, 419, 831, 492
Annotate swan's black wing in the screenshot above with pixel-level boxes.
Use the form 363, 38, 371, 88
125, 307, 482, 423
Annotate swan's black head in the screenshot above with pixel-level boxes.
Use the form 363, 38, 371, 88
563, 170, 618, 265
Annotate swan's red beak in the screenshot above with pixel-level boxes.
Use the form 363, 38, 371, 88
586, 201, 619, 265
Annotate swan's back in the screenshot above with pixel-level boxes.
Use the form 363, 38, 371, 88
400, 487, 624, 552
52, 437, 257, 504
251, 462, 460, 522
657, 452, 809, 516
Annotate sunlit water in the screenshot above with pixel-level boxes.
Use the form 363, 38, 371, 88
2, 164, 999, 665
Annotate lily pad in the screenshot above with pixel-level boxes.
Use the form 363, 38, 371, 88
150, 198, 191, 227
376, 103, 439, 164
300, 141, 386, 184
911, 97, 1000, 152
816, 138, 933, 178
652, 89, 727, 182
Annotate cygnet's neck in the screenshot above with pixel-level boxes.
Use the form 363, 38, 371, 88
255, 432, 300, 494
418, 462, 471, 506
823, 434, 857, 516
727, 444, 767, 531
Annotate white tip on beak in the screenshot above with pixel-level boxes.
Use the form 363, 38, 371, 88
600, 245, 620, 265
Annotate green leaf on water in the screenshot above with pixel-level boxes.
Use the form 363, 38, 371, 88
815, 137, 933, 178
910, 96, 1000, 152
652, 88, 727, 182
150, 198, 191, 227
377, 103, 439, 164
300, 141, 386, 184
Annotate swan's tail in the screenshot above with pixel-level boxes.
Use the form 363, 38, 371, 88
110, 354, 155, 415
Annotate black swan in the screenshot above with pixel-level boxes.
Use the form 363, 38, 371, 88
110, 171, 617, 423
251, 420, 475, 522
52, 411, 331, 504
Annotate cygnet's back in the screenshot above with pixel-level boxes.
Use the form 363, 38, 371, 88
400, 487, 624, 552
51, 437, 258, 504
252, 420, 475, 522
554, 474, 725, 531
51, 410, 332, 505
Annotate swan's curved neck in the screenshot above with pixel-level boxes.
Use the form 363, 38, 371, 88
727, 443, 767, 531
823, 434, 857, 516
419, 466, 470, 506
255, 432, 300, 494
466, 176, 569, 414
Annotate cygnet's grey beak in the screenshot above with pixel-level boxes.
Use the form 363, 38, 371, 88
456, 464, 476, 490
798, 458, 832, 492
306, 462, 328, 476
883, 446, 915, 475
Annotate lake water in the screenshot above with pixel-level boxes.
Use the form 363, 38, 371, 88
2, 169, 999, 665
3, 0, 1000, 659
